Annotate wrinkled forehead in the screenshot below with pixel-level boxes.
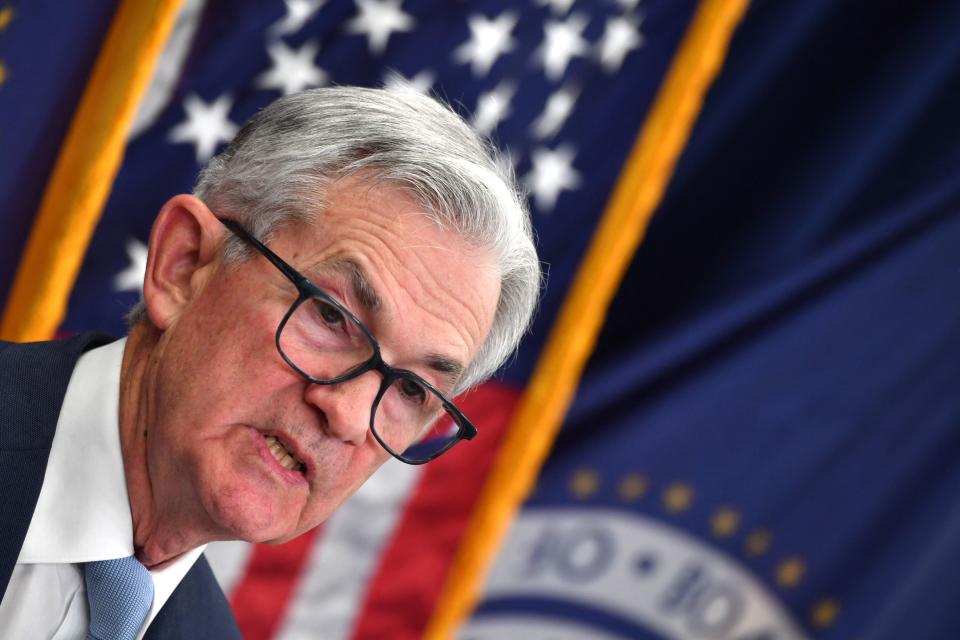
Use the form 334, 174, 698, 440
290, 173, 494, 273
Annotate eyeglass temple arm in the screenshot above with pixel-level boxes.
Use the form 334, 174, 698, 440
218, 218, 307, 288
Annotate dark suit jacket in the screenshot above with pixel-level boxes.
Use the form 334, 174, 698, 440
0, 333, 241, 639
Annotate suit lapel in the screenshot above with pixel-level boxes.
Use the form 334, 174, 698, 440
0, 334, 113, 602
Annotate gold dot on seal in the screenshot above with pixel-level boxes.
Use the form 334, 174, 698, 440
743, 529, 773, 557
810, 598, 840, 629
662, 482, 693, 514
0, 61, 7, 87
0, 7, 14, 31
710, 507, 741, 538
569, 469, 600, 499
775, 556, 806, 588
618, 473, 648, 502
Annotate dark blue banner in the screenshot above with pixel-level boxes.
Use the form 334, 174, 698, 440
468, 1, 960, 638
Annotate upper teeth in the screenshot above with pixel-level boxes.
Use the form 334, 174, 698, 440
266, 435, 304, 473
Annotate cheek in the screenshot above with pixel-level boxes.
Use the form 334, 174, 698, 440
160, 295, 290, 413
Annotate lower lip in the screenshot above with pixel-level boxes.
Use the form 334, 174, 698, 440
253, 430, 309, 487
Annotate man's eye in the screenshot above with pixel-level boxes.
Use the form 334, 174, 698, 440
398, 378, 427, 403
317, 300, 346, 327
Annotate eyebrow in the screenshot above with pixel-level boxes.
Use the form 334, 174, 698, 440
309, 257, 465, 388
312, 257, 383, 315
425, 353, 464, 391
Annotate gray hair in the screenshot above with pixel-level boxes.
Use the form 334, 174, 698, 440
133, 85, 540, 391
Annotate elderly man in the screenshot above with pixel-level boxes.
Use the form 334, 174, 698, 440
0, 86, 539, 639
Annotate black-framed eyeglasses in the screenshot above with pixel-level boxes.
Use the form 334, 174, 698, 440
218, 217, 477, 465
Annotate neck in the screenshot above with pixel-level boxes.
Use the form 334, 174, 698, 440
119, 323, 211, 568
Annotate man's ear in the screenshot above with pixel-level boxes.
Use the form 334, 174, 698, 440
142, 195, 223, 330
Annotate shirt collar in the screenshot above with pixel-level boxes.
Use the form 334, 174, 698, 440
17, 336, 204, 575
20, 337, 133, 563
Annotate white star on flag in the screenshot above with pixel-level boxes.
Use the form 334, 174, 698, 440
535, 0, 577, 16
268, 0, 326, 38
114, 238, 148, 293
256, 39, 327, 95
346, 0, 415, 56
525, 144, 582, 212
531, 84, 580, 139
168, 93, 239, 163
598, 15, 643, 73
383, 68, 435, 94
453, 12, 518, 77
472, 81, 516, 136
535, 13, 590, 81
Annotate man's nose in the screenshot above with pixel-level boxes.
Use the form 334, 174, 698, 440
302, 372, 381, 446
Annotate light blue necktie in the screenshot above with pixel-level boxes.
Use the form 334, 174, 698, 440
84, 556, 154, 640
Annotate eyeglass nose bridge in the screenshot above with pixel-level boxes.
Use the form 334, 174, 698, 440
305, 342, 398, 388
320, 359, 393, 409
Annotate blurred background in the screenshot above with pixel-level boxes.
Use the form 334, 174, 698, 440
3, 0, 960, 638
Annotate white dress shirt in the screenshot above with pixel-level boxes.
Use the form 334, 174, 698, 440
0, 338, 205, 640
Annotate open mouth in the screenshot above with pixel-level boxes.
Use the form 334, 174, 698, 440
265, 435, 307, 474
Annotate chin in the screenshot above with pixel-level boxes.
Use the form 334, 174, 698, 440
202, 481, 302, 543
260, 530, 307, 545
215, 505, 289, 543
